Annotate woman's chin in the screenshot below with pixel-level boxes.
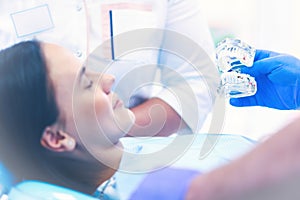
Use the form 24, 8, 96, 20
127, 109, 136, 127
114, 107, 136, 134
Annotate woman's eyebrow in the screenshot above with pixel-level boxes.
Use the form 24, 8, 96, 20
78, 66, 86, 84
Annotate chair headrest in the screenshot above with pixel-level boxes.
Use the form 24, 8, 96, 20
8, 180, 98, 200
0, 163, 13, 195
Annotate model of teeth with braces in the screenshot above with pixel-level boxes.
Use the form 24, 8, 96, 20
216, 38, 257, 98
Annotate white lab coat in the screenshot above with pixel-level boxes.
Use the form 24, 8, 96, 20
0, 0, 218, 133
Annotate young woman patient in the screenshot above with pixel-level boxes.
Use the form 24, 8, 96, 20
0, 40, 136, 194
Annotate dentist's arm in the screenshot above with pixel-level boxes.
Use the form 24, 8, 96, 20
186, 116, 300, 200
127, 98, 188, 137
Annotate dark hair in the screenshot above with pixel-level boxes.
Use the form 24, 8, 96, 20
0, 40, 59, 184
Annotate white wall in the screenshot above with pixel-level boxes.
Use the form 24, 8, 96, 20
199, 0, 300, 56
198, 0, 300, 140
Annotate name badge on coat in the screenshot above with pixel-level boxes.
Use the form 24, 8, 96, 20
11, 4, 54, 38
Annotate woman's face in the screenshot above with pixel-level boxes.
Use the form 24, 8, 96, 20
42, 43, 135, 150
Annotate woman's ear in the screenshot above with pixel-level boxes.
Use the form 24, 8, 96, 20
41, 127, 76, 152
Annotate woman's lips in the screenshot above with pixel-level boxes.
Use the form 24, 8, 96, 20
113, 98, 124, 109
112, 93, 124, 109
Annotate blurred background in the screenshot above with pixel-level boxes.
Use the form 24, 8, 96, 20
198, 0, 300, 140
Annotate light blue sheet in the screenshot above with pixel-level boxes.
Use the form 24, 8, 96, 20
98, 133, 257, 200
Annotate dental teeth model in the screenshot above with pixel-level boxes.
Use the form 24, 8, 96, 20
216, 38, 257, 98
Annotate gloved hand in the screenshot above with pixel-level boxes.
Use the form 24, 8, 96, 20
230, 49, 300, 110
129, 167, 199, 200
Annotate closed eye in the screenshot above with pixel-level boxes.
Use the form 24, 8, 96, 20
85, 79, 94, 89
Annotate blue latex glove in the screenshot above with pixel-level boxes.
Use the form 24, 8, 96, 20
230, 49, 300, 110
129, 167, 199, 200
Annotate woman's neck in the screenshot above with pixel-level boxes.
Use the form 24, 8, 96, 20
94, 142, 124, 185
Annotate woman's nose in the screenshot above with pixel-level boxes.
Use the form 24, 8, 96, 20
100, 74, 115, 94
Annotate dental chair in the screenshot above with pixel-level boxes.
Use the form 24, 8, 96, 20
8, 181, 99, 200
0, 162, 98, 200
0, 163, 13, 198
